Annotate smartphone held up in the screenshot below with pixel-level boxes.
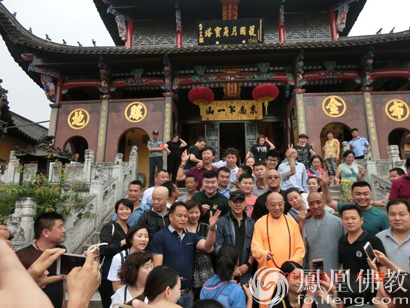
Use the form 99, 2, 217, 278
56, 253, 86, 276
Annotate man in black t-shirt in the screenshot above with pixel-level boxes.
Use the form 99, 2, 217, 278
338, 204, 387, 305
17, 212, 66, 308
184, 135, 206, 170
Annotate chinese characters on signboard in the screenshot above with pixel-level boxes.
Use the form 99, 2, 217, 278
364, 97, 377, 142
125, 102, 147, 123
385, 99, 409, 122
322, 95, 347, 118
198, 19, 263, 45
68, 108, 89, 130
199, 100, 263, 121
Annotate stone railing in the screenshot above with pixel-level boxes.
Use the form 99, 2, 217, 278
5, 146, 139, 252
0, 164, 7, 183
369, 173, 392, 201
365, 145, 405, 201
6, 198, 37, 251
340, 143, 405, 202
2, 151, 20, 184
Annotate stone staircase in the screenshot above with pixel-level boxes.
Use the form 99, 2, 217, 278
76, 186, 339, 307
329, 185, 341, 202
73, 215, 113, 308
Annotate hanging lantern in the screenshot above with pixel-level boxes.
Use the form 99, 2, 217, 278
188, 86, 214, 115
252, 83, 279, 115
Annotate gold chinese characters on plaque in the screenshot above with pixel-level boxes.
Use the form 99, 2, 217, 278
199, 100, 263, 121
125, 101, 147, 123
385, 99, 409, 122
322, 95, 347, 118
68, 108, 89, 130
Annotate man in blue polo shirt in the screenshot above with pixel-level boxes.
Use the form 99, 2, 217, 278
322, 179, 389, 235
151, 201, 220, 308
349, 128, 370, 159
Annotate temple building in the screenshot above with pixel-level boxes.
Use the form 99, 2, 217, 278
1, 0, 410, 177
0, 81, 47, 163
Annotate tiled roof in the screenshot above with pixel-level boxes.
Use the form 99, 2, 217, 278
1, 2, 410, 57
9, 111, 48, 142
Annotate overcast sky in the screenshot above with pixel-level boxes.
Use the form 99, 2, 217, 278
0, 0, 409, 128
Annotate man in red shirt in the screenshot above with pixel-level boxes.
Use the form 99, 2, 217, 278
390, 157, 410, 201
177, 146, 217, 190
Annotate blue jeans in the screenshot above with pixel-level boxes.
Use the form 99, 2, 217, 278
177, 290, 193, 308
149, 156, 163, 187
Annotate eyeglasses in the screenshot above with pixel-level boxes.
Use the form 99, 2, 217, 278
267, 176, 280, 180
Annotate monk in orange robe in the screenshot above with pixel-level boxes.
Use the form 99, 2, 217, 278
251, 192, 305, 308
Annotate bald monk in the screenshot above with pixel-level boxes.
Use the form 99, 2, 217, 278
251, 192, 305, 308
302, 192, 345, 275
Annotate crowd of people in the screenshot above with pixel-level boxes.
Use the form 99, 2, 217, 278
1, 128, 410, 308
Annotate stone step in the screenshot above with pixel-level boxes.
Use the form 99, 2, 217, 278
92, 232, 101, 244
329, 186, 341, 201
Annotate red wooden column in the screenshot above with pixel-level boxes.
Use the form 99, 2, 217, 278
329, 8, 338, 41
49, 73, 64, 137
55, 74, 65, 104
176, 2, 183, 48
221, 0, 239, 20
278, 2, 285, 43
125, 17, 134, 49
278, 25, 285, 43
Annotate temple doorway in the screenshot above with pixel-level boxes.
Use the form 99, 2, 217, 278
388, 128, 410, 159
219, 123, 246, 164
118, 128, 149, 180
64, 136, 88, 162
319, 123, 352, 162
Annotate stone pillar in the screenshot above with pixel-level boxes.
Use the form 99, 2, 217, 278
5, 151, 19, 183
96, 99, 110, 162
90, 180, 104, 227
48, 105, 59, 137
363, 92, 380, 160
295, 93, 307, 135
83, 149, 94, 182
7, 198, 37, 250
163, 96, 173, 170
112, 153, 124, 200
387, 145, 405, 170
48, 161, 62, 183
129, 146, 138, 181
342, 141, 349, 154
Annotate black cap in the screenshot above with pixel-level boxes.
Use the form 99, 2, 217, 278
152, 130, 159, 135
229, 190, 245, 201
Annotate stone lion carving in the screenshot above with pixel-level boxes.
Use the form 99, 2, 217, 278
7, 214, 25, 244
130, 146, 138, 157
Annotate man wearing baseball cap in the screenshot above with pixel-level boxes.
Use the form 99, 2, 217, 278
148, 130, 165, 187
214, 190, 255, 284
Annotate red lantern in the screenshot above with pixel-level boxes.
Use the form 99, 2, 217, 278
188, 86, 214, 106
252, 83, 279, 115
188, 86, 214, 116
